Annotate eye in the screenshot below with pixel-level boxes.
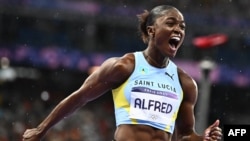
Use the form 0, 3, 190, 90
166, 22, 175, 27
179, 24, 186, 30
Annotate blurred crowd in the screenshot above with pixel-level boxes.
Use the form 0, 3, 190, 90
0, 89, 116, 141
1, 0, 250, 65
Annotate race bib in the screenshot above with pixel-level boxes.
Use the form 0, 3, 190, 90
129, 87, 179, 125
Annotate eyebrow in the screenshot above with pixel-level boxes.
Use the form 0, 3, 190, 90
166, 17, 185, 24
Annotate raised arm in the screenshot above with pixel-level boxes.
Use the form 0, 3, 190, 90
22, 53, 135, 141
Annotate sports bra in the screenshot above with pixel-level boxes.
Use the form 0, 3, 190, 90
112, 51, 183, 133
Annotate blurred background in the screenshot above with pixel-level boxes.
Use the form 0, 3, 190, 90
0, 0, 250, 140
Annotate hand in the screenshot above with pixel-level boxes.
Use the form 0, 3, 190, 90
204, 119, 223, 141
22, 128, 43, 141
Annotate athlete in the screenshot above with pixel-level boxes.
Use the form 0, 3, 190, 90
23, 5, 222, 141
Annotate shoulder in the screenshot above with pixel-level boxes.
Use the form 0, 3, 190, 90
103, 52, 135, 74
111, 52, 135, 69
177, 67, 198, 102
94, 52, 136, 88
177, 67, 197, 90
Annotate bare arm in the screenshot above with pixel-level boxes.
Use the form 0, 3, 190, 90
173, 68, 222, 141
23, 53, 135, 140
174, 67, 200, 141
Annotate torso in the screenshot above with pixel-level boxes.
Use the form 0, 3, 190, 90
114, 124, 172, 141
111, 52, 183, 141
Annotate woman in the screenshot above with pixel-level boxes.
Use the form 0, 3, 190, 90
23, 5, 222, 141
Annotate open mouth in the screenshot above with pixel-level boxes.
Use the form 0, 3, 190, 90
169, 36, 180, 49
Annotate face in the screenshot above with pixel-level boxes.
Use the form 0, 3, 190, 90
148, 8, 186, 58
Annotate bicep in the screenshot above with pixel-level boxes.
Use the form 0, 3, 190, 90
175, 69, 198, 137
76, 56, 133, 102
176, 98, 196, 136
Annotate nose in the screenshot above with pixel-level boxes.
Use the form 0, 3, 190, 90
173, 25, 181, 34
173, 24, 184, 36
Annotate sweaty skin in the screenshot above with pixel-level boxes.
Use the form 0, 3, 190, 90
22, 6, 222, 141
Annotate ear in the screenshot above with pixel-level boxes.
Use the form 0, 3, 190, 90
147, 26, 155, 37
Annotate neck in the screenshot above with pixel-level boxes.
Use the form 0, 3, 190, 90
142, 51, 168, 68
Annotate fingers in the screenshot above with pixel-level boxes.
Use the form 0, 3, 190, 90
204, 120, 223, 141
205, 126, 223, 141
211, 126, 222, 136
210, 119, 220, 128
210, 130, 223, 140
22, 128, 40, 141
23, 129, 34, 139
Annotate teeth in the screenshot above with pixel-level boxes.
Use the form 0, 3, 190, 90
171, 36, 180, 41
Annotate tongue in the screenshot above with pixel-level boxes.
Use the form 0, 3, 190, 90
169, 42, 176, 49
